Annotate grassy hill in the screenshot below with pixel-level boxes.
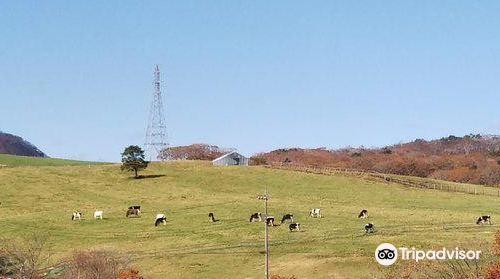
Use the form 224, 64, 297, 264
0, 154, 107, 167
0, 160, 498, 278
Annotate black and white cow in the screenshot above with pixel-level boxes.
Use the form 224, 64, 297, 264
365, 223, 374, 233
266, 216, 275, 226
358, 209, 368, 219
310, 208, 322, 218
128, 205, 141, 213
476, 215, 492, 225
289, 222, 300, 232
71, 211, 82, 220
281, 214, 294, 223
208, 212, 218, 222
155, 213, 167, 226
249, 212, 262, 222
126, 208, 140, 218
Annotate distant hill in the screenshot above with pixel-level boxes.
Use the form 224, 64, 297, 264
251, 134, 500, 186
0, 132, 46, 157
159, 144, 235, 160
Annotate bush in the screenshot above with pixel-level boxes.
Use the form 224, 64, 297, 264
0, 236, 47, 279
118, 269, 144, 279
351, 152, 362, 157
250, 155, 267, 165
59, 249, 130, 279
381, 148, 392, 154
0, 253, 14, 277
485, 262, 500, 279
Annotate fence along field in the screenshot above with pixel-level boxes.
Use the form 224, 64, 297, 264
268, 163, 500, 197
0, 160, 498, 278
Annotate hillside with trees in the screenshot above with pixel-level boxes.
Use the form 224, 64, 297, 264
0, 131, 46, 157
251, 134, 500, 186
159, 144, 234, 160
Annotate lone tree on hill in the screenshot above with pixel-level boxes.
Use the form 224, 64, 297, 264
121, 145, 149, 178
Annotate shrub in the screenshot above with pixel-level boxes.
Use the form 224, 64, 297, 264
118, 269, 144, 279
250, 155, 267, 165
0, 236, 47, 279
60, 249, 129, 279
485, 262, 500, 279
381, 148, 392, 154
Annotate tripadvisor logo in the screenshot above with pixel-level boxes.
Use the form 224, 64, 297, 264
375, 243, 398, 266
375, 243, 482, 266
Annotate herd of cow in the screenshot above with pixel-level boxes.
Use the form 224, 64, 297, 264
71, 206, 492, 234
72, 206, 167, 227
70, 206, 379, 233
245, 208, 375, 233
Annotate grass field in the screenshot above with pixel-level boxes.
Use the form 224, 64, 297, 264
0, 160, 498, 278
0, 154, 107, 167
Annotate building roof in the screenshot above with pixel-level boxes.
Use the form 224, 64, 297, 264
212, 151, 246, 162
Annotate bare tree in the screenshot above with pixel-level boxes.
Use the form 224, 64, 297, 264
0, 236, 48, 279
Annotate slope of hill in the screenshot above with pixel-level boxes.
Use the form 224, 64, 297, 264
251, 134, 500, 186
0, 154, 106, 167
0, 131, 46, 157
0, 161, 497, 278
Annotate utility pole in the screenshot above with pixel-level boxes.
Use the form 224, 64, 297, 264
258, 189, 269, 279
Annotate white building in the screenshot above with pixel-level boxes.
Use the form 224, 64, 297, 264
212, 151, 248, 166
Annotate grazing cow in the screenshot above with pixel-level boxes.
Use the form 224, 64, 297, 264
156, 213, 166, 220
476, 215, 492, 225
289, 222, 300, 232
72, 211, 82, 220
281, 214, 294, 223
126, 208, 140, 218
155, 213, 167, 226
310, 208, 322, 218
208, 212, 218, 222
365, 223, 374, 233
93, 210, 103, 220
266, 216, 275, 226
358, 209, 368, 219
249, 212, 262, 222
128, 205, 141, 213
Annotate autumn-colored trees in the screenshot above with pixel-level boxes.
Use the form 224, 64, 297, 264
160, 144, 232, 160
251, 135, 500, 186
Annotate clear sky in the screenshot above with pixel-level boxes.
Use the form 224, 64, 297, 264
1, 1, 499, 162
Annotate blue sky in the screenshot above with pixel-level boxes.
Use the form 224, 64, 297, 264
1, 1, 499, 162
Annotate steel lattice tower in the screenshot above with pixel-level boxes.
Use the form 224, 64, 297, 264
145, 65, 168, 161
